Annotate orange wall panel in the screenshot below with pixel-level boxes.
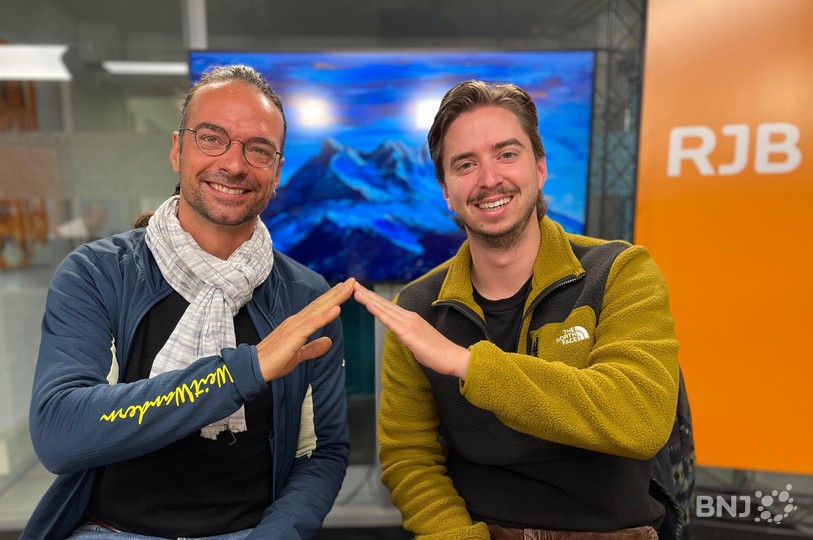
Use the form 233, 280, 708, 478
636, 0, 813, 474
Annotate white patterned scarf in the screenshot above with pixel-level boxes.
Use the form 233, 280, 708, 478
145, 195, 274, 439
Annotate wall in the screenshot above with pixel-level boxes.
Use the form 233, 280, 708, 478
636, 0, 813, 475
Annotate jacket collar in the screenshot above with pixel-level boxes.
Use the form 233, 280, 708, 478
133, 229, 169, 294
434, 216, 585, 311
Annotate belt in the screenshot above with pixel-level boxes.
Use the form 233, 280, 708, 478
86, 515, 123, 533
487, 523, 659, 540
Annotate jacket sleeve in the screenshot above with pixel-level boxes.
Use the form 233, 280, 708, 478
248, 293, 350, 539
462, 245, 680, 460
29, 247, 267, 474
378, 329, 490, 540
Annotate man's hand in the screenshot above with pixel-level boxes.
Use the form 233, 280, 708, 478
353, 282, 470, 380
256, 278, 355, 382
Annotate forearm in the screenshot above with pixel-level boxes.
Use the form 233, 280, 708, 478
250, 320, 350, 538
462, 247, 679, 459
31, 344, 265, 473
462, 341, 677, 459
249, 449, 347, 540
380, 436, 489, 539
379, 333, 489, 539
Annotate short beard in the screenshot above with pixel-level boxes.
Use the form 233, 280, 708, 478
454, 192, 545, 251
463, 214, 534, 251
181, 174, 266, 228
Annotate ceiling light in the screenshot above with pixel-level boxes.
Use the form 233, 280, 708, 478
101, 61, 189, 76
0, 44, 71, 81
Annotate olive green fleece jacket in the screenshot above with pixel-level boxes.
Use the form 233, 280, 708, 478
378, 216, 680, 540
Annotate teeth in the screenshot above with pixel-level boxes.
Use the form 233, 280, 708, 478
478, 197, 511, 210
211, 183, 245, 195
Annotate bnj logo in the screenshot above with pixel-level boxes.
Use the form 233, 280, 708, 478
696, 484, 798, 524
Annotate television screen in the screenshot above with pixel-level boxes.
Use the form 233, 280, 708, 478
189, 50, 595, 282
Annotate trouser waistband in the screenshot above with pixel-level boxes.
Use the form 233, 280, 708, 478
86, 515, 123, 533
486, 523, 658, 540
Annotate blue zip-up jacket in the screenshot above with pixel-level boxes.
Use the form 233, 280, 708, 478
23, 229, 350, 539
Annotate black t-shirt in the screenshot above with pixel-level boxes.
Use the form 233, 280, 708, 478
472, 276, 533, 352
87, 291, 274, 537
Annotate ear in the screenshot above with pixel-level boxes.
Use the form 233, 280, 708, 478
536, 155, 547, 191
170, 131, 181, 173
440, 181, 454, 212
271, 157, 284, 195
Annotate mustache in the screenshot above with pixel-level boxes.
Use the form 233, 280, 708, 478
467, 187, 519, 205
200, 171, 251, 188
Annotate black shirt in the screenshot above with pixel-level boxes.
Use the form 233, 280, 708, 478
472, 276, 533, 352
87, 291, 274, 537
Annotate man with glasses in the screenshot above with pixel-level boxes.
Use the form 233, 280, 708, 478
25, 65, 355, 540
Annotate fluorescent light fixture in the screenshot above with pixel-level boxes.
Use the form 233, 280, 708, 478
102, 61, 189, 76
0, 44, 71, 81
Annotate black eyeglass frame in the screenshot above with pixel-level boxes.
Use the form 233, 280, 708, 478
181, 127, 283, 169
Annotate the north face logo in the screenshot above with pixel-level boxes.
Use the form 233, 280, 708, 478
556, 325, 590, 345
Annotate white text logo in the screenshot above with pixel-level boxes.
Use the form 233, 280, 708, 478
668, 123, 801, 177
695, 484, 798, 524
556, 326, 590, 345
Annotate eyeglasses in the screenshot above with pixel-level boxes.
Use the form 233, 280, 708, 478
182, 126, 283, 168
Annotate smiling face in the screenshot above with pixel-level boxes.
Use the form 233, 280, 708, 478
169, 80, 285, 247
440, 105, 547, 251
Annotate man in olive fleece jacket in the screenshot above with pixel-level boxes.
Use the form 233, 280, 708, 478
353, 80, 679, 540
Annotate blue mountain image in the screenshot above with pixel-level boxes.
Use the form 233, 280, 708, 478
262, 138, 466, 282
262, 137, 582, 282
